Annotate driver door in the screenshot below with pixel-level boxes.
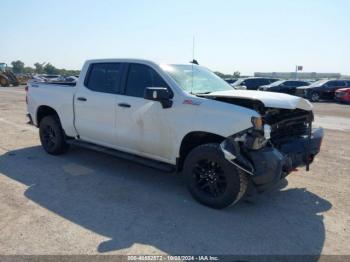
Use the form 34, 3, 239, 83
115, 63, 175, 163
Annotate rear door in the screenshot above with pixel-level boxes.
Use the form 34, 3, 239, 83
74, 63, 123, 146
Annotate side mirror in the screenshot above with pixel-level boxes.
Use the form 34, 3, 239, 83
144, 87, 173, 108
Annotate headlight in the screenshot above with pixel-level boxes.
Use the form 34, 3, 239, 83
251, 117, 263, 130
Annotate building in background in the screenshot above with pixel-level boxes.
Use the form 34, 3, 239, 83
254, 72, 341, 80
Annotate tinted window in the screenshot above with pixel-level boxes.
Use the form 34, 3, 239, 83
243, 79, 254, 87
125, 64, 168, 98
86, 63, 122, 94
285, 81, 305, 87
260, 79, 271, 85
327, 81, 345, 87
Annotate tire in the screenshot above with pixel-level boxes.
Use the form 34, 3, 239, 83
0, 77, 9, 87
183, 143, 248, 209
310, 92, 320, 102
39, 115, 69, 155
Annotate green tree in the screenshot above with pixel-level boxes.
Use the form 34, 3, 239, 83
34, 62, 45, 74
23, 67, 35, 74
11, 60, 25, 73
233, 71, 240, 78
43, 63, 59, 74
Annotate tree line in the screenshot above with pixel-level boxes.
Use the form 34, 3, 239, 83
9, 60, 240, 79
9, 60, 80, 76
214, 71, 241, 79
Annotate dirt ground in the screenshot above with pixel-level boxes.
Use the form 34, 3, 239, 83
0, 86, 349, 256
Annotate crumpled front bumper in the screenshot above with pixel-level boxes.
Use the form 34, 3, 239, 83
221, 128, 324, 192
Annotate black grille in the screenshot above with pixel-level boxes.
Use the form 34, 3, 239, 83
265, 110, 312, 143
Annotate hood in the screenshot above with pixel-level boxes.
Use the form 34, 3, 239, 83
201, 90, 313, 111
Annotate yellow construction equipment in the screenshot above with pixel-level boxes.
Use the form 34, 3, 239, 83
0, 63, 19, 87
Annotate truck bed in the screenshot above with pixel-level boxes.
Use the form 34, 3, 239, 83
27, 81, 77, 137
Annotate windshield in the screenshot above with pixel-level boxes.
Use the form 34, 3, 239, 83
232, 78, 245, 86
161, 64, 233, 94
268, 80, 285, 87
309, 80, 328, 87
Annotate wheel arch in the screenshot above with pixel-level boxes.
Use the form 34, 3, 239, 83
177, 131, 226, 171
36, 105, 60, 126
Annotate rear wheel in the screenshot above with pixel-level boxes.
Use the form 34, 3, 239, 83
310, 92, 320, 102
39, 115, 69, 155
183, 143, 248, 209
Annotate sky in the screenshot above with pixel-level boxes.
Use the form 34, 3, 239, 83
2, 0, 350, 75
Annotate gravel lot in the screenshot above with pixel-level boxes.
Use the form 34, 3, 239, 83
0, 86, 349, 256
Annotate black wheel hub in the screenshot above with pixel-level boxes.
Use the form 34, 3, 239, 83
193, 159, 227, 198
43, 125, 56, 149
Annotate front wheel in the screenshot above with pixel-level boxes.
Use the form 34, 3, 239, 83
310, 92, 320, 102
183, 143, 248, 209
39, 115, 69, 155
0, 77, 9, 87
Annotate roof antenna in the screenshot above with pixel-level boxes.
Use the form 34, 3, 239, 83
190, 35, 199, 65
190, 35, 197, 94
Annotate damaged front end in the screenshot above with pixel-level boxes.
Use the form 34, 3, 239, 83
220, 109, 324, 192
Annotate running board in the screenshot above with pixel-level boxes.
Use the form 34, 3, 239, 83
67, 140, 176, 172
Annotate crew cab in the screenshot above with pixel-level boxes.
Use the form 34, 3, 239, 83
26, 59, 323, 209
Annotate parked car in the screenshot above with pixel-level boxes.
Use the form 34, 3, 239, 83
65, 76, 79, 82
295, 79, 350, 102
232, 77, 279, 90
335, 88, 350, 103
26, 59, 323, 209
259, 80, 310, 95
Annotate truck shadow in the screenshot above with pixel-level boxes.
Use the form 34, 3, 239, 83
0, 146, 332, 255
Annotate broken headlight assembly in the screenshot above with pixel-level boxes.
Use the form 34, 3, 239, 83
251, 116, 263, 130
244, 117, 271, 150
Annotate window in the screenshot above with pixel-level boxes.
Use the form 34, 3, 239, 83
244, 79, 255, 87
327, 81, 345, 87
285, 81, 301, 87
125, 64, 168, 98
85, 63, 122, 94
259, 79, 270, 86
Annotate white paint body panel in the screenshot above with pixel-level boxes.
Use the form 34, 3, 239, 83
27, 58, 312, 165
204, 90, 313, 111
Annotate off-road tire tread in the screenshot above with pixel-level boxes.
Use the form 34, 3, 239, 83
183, 143, 249, 209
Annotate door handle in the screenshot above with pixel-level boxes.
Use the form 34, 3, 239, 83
77, 97, 87, 101
118, 103, 131, 108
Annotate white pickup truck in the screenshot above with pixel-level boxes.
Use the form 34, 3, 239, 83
26, 59, 323, 209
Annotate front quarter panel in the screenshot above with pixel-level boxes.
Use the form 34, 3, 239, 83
194, 98, 258, 136
169, 96, 259, 161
